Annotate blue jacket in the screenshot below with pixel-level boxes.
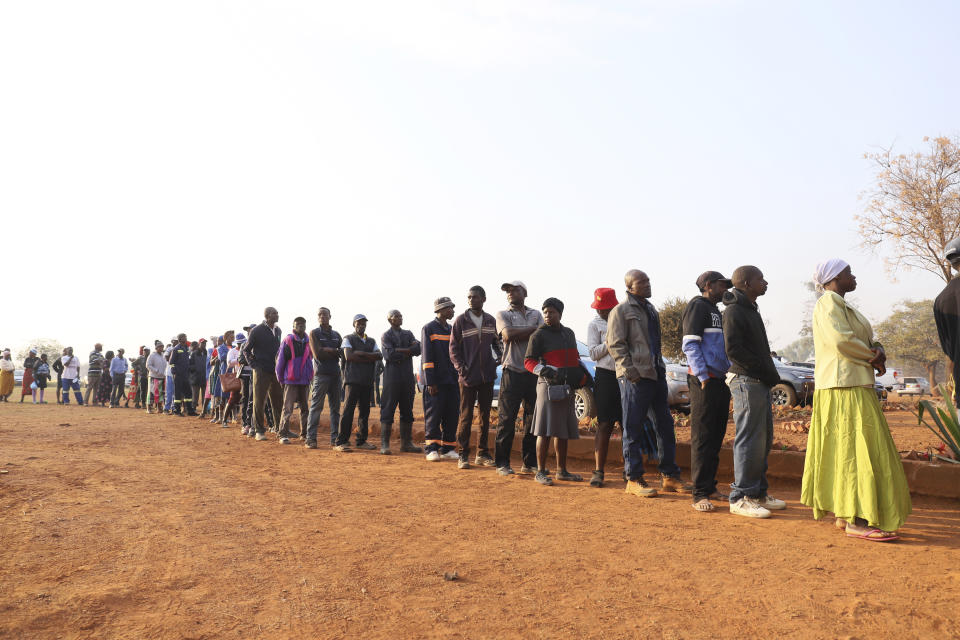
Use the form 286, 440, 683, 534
681, 296, 731, 381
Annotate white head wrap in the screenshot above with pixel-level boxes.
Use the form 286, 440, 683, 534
814, 259, 849, 287
2, 349, 9, 356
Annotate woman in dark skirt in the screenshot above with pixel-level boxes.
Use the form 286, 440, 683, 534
96, 351, 114, 407
524, 297, 591, 486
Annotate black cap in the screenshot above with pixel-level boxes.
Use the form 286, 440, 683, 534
696, 271, 733, 291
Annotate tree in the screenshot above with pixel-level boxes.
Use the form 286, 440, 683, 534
857, 135, 960, 283
16, 338, 66, 363
779, 336, 814, 363
873, 300, 944, 386
658, 296, 688, 363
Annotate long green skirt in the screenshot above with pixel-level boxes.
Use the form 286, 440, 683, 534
801, 386, 912, 532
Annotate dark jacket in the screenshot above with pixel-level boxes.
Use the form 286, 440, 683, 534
449, 310, 501, 386
721, 288, 779, 387
166, 343, 191, 377
381, 327, 421, 383
243, 322, 282, 372
343, 333, 380, 386
188, 349, 207, 386
420, 319, 457, 386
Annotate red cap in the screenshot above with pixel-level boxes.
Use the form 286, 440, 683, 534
590, 288, 618, 310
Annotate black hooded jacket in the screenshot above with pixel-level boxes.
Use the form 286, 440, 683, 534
721, 287, 779, 388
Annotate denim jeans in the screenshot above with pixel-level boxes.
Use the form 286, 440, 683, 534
164, 373, 175, 411
619, 373, 680, 479
307, 373, 341, 445
728, 374, 773, 503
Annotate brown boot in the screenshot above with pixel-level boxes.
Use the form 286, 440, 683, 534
625, 478, 658, 498
660, 474, 693, 494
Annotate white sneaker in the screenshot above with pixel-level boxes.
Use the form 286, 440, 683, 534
441, 450, 460, 460
730, 497, 771, 519
425, 451, 442, 462
757, 495, 786, 510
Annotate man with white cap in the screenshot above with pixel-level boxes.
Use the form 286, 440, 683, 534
335, 314, 382, 452
421, 297, 460, 461
935, 238, 960, 404
494, 280, 543, 475
722, 265, 786, 518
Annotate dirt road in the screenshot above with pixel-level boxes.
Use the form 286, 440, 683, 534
2, 404, 958, 639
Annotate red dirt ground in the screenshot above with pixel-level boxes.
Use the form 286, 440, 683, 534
2, 403, 959, 639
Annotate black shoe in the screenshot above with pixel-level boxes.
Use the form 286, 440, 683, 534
556, 469, 583, 482
535, 470, 553, 486
590, 470, 604, 488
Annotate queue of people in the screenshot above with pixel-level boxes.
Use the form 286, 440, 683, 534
2, 262, 913, 542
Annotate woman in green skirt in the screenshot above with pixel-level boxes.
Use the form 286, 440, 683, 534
801, 259, 911, 541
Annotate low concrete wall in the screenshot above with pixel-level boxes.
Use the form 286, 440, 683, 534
407, 424, 960, 499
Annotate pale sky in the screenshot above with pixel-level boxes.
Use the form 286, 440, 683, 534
1, 1, 958, 356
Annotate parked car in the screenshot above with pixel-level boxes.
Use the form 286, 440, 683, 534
771, 359, 816, 407
898, 376, 930, 396
875, 368, 904, 391
14, 369, 23, 387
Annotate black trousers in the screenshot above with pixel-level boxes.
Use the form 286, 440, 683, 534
338, 384, 372, 446
55, 374, 62, 403
495, 368, 538, 469
191, 383, 204, 411
136, 374, 148, 407
380, 376, 415, 424
173, 373, 193, 413
688, 375, 731, 500
457, 381, 494, 459
110, 373, 126, 406
423, 383, 460, 453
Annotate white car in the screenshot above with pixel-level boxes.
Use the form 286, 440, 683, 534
898, 377, 930, 396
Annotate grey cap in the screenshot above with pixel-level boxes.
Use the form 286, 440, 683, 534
434, 297, 455, 312
500, 280, 528, 294
946, 237, 960, 264
353, 313, 368, 324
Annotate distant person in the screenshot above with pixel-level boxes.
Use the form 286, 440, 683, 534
52, 348, 66, 404
494, 280, 542, 475
167, 334, 197, 416
109, 348, 128, 408
59, 347, 83, 405
84, 343, 104, 405
372, 359, 383, 408
235, 332, 255, 436
189, 341, 207, 416
243, 307, 284, 441
33, 353, 51, 404
585, 287, 620, 487
306, 307, 343, 449
682, 271, 733, 512
379, 309, 422, 455
934, 236, 960, 404
449, 285, 502, 469
420, 297, 460, 462
131, 346, 149, 410
802, 259, 911, 541
163, 337, 176, 413
524, 298, 588, 486
146, 343, 166, 414
335, 314, 382, 452
607, 270, 693, 499
21, 348, 38, 403
0, 349, 13, 401
275, 317, 313, 445
96, 350, 114, 407
722, 265, 786, 518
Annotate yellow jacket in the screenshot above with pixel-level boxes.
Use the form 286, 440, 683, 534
813, 291, 880, 389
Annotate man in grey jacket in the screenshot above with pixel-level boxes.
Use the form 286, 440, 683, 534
607, 269, 692, 498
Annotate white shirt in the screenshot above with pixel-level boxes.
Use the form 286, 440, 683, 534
227, 347, 240, 369
587, 315, 616, 372
60, 355, 80, 379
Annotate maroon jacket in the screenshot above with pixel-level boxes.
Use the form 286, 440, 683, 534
449, 310, 502, 387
